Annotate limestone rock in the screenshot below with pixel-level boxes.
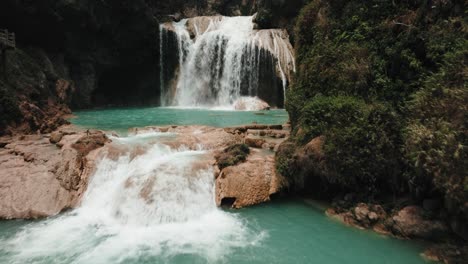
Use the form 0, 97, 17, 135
0, 129, 110, 219
354, 203, 371, 222
233, 97, 271, 111
128, 125, 242, 150
391, 206, 450, 240
245, 137, 266, 148
49, 131, 64, 144
216, 149, 286, 208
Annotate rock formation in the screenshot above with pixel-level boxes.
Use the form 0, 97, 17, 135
216, 149, 286, 208
233, 97, 271, 111
128, 123, 290, 209
0, 126, 110, 219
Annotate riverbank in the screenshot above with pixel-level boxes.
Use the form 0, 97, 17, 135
1, 120, 465, 263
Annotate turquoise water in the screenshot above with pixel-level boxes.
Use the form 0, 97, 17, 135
0, 108, 433, 264
229, 200, 430, 264
71, 107, 289, 133
0, 200, 431, 264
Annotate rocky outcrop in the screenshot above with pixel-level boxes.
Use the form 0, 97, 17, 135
128, 125, 242, 150
214, 123, 290, 208
390, 206, 450, 240
215, 149, 286, 208
132, 124, 289, 209
327, 203, 451, 241
0, 127, 110, 219
225, 124, 290, 151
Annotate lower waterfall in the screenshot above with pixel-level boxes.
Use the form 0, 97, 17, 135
159, 15, 295, 108
0, 133, 260, 263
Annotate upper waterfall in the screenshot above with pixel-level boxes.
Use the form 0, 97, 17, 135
159, 15, 295, 109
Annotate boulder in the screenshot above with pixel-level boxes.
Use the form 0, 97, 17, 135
354, 203, 371, 222
72, 131, 110, 157
352, 203, 385, 227
233, 97, 271, 111
49, 131, 64, 144
216, 150, 286, 208
391, 206, 450, 240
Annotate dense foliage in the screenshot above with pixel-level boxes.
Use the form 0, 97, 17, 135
284, 0, 467, 206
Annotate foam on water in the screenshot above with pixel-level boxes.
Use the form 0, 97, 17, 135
0, 135, 262, 264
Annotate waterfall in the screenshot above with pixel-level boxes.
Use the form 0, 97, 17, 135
1, 133, 260, 263
159, 24, 165, 106
159, 16, 295, 108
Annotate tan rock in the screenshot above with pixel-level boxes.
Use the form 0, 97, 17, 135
0, 129, 110, 219
368, 212, 379, 222
128, 125, 242, 151
49, 131, 64, 144
233, 97, 271, 111
391, 206, 449, 240
354, 203, 370, 222
245, 137, 266, 148
215, 150, 286, 208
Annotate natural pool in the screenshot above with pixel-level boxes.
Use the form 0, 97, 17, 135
0, 200, 431, 264
0, 108, 434, 264
70, 107, 289, 134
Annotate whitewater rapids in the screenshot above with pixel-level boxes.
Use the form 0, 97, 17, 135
0, 133, 263, 264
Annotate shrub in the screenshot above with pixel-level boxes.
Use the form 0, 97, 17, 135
216, 144, 250, 170
293, 95, 402, 195
405, 41, 467, 210
286, 0, 466, 200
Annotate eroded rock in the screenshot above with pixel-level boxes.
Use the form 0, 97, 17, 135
216, 149, 286, 208
0, 128, 110, 219
49, 131, 64, 144
233, 97, 271, 111
391, 206, 450, 240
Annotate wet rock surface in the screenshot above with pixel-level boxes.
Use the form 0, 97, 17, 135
131, 123, 290, 209
216, 149, 286, 208
0, 126, 110, 219
215, 124, 290, 208
233, 97, 271, 111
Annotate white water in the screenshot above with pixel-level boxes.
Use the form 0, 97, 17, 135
159, 16, 295, 108
0, 134, 262, 264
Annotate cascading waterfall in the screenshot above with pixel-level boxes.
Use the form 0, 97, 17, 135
159, 16, 295, 108
0, 133, 260, 263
